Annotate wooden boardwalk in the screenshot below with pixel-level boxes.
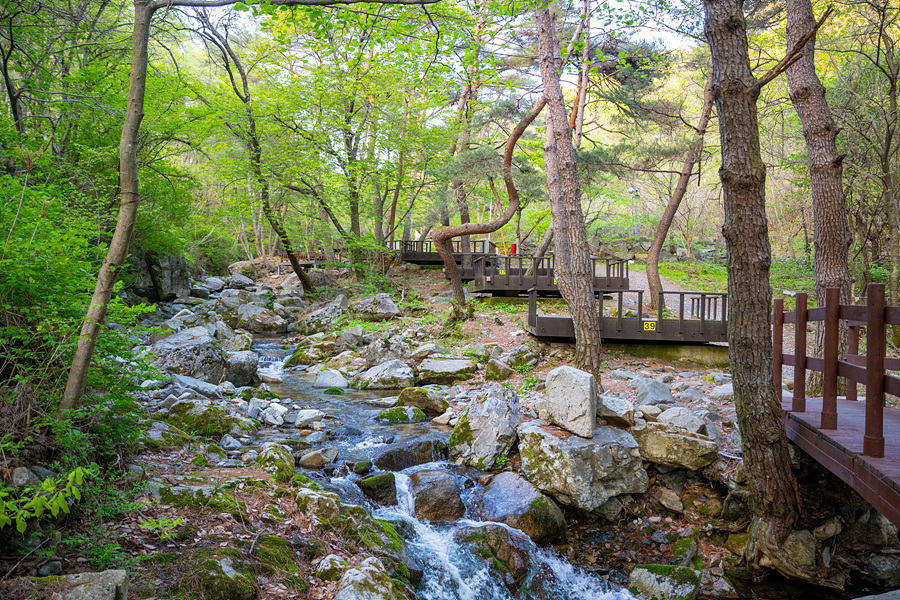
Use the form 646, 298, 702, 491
470, 255, 629, 296
781, 395, 900, 527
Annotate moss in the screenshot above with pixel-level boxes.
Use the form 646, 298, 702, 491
253, 535, 299, 575
145, 551, 179, 564
448, 411, 473, 448
377, 407, 425, 423
353, 461, 372, 475
283, 575, 308, 592
192, 453, 211, 467
323, 387, 344, 395
292, 473, 321, 490
239, 388, 280, 401
179, 548, 257, 600
635, 563, 701, 588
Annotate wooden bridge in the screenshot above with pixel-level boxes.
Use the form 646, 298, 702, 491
525, 288, 728, 343
393, 239, 496, 265
775, 284, 900, 527
471, 255, 629, 296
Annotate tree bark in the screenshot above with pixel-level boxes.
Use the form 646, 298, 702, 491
433, 98, 547, 307
648, 72, 714, 310
784, 0, 853, 392
535, 5, 602, 380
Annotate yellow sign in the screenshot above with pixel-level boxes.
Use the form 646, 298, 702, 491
643, 322, 657, 331
553, 278, 556, 284
498, 269, 506, 275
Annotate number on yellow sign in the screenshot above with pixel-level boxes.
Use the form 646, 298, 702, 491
643, 322, 657, 331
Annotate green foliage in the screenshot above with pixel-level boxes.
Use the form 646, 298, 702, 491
62, 529, 125, 570
140, 516, 185, 540
0, 467, 91, 533
520, 374, 541, 392
871, 264, 890, 284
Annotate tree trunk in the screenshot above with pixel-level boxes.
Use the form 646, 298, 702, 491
535, 5, 602, 380
61, 0, 154, 411
784, 0, 853, 393
433, 99, 547, 307
703, 0, 814, 580
648, 72, 714, 310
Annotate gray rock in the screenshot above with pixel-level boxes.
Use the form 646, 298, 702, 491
294, 297, 346, 335
545, 365, 597, 438
712, 372, 732, 384
409, 469, 465, 524
10, 467, 42, 488
349, 293, 400, 322
335, 557, 395, 600
657, 406, 705, 434
632, 423, 718, 470
498, 345, 538, 369
294, 409, 326, 428
172, 374, 224, 399
151, 327, 227, 383
484, 359, 515, 381
629, 564, 699, 600
610, 369, 638, 380
417, 358, 476, 385
710, 383, 734, 402
261, 403, 288, 426
680, 387, 704, 402
37, 560, 63, 577
233, 304, 287, 334
220, 435, 242, 451
635, 378, 674, 405
224, 351, 259, 387
598, 394, 635, 427
313, 369, 349, 389
351, 359, 415, 389
363, 337, 412, 368
409, 342, 443, 361
474, 472, 566, 545
247, 398, 268, 419
783, 529, 817, 571
298, 446, 339, 468
316, 554, 349, 582
305, 431, 326, 444
53, 569, 129, 600
398, 386, 449, 416
449, 384, 520, 470
518, 421, 649, 511
227, 273, 255, 288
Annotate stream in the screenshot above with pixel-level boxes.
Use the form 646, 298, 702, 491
248, 340, 860, 600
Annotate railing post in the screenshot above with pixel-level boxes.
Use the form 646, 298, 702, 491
528, 288, 537, 329
793, 292, 808, 413
658, 292, 664, 335
774, 297, 784, 401
865, 283, 885, 458
822, 287, 840, 429
847, 325, 860, 402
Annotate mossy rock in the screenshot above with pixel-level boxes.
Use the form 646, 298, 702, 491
668, 537, 698, 567
285, 347, 325, 367
376, 406, 426, 424
252, 535, 299, 575
143, 426, 192, 450
168, 404, 238, 438
725, 532, 750, 557
448, 411, 473, 448
179, 548, 257, 600
158, 484, 246, 519
323, 387, 345, 395
255, 443, 295, 483
315, 554, 348, 581
356, 472, 397, 506
353, 461, 372, 475
292, 473, 321, 489
628, 564, 701, 600
239, 388, 280, 401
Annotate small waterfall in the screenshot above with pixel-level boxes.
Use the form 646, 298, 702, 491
372, 471, 635, 600
253, 340, 292, 383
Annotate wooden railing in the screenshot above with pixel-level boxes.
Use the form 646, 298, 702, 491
392, 239, 497, 255
473, 255, 629, 293
774, 283, 898, 458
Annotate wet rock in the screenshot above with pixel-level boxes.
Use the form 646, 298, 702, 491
376, 406, 426, 424
314, 369, 349, 389
351, 359, 415, 390
373, 440, 449, 471
409, 469, 465, 524
356, 473, 397, 506
260, 403, 288, 426
417, 357, 476, 385
335, 557, 395, 600
866, 555, 900, 587
598, 394, 635, 427
151, 327, 227, 383
631, 423, 718, 470
474, 472, 566, 545
545, 365, 597, 438
349, 293, 400, 322
173, 373, 224, 399
485, 358, 515, 381
455, 523, 534, 594
316, 554, 349, 582
398, 385, 449, 416
629, 564, 700, 600
657, 406, 704, 434
299, 446, 339, 468
449, 384, 520, 470
224, 351, 259, 387
710, 383, 734, 402
517, 421, 648, 511
635, 378, 674, 405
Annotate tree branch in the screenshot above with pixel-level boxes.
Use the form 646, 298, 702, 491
755, 5, 833, 90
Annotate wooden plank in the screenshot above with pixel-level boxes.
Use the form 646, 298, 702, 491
808, 306, 826, 321
840, 305, 868, 322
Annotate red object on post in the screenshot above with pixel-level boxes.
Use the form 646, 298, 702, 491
510, 243, 517, 255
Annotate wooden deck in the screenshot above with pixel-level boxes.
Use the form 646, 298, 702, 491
525, 288, 728, 343
470, 255, 629, 296
395, 240, 496, 265
782, 395, 900, 527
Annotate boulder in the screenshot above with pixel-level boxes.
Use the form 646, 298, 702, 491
373, 440, 449, 471
497, 345, 539, 369
151, 326, 227, 383
474, 472, 566, 545
455, 524, 534, 595
143, 251, 190, 301
231, 304, 286, 334
316, 554, 349, 582
294, 409, 326, 429
255, 442, 294, 482
10, 467, 42, 488
409, 469, 465, 524
398, 386, 449, 416
313, 369, 349, 389
356, 472, 397, 506
449, 384, 521, 470
657, 406, 705, 434
335, 557, 395, 600
417, 357, 477, 385
294, 296, 347, 335
631, 423, 718, 470
364, 337, 413, 368
298, 446, 340, 468
224, 351, 259, 387
628, 564, 700, 600
598, 394, 635, 427
351, 359, 415, 389
544, 365, 597, 438
349, 293, 400, 322
409, 342, 443, 361
377, 406, 427, 424
518, 421, 648, 511
47, 569, 130, 600
635, 378, 674, 405
173, 374, 224, 399
710, 383, 734, 402
485, 359, 515, 381
205, 276, 225, 292
227, 273, 255, 289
